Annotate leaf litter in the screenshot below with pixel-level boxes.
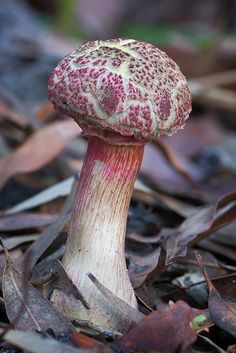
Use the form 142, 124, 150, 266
1, 2, 236, 352
1, 239, 75, 334
0, 120, 80, 191
195, 251, 236, 338
24, 178, 79, 274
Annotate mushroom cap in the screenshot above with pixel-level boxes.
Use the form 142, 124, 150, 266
48, 38, 191, 143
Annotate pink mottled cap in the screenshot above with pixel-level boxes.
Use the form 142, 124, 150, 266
48, 38, 191, 143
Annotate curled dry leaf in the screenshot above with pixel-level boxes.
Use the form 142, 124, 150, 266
0, 119, 80, 191
1, 240, 75, 333
130, 192, 236, 288
160, 191, 236, 267
128, 248, 161, 289
111, 300, 200, 353
195, 251, 236, 338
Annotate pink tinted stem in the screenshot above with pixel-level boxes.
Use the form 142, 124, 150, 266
59, 136, 144, 329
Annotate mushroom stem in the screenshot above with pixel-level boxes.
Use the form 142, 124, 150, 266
52, 136, 144, 330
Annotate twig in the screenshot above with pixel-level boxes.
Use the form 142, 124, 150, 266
189, 80, 236, 112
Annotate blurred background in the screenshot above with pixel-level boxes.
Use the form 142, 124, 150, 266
0, 0, 236, 208
1, 0, 236, 107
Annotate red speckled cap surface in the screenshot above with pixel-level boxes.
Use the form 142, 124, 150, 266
48, 38, 191, 143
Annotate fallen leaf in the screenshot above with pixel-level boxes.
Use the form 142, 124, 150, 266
195, 251, 236, 338
88, 273, 144, 327
0, 234, 38, 252
0, 100, 29, 127
160, 191, 236, 267
2, 240, 75, 333
5, 177, 74, 214
189, 80, 236, 113
35, 101, 55, 124
0, 213, 58, 231
0, 248, 24, 280
46, 260, 90, 309
127, 232, 161, 244
24, 178, 79, 274
199, 238, 236, 262
71, 332, 104, 349
154, 138, 200, 191
72, 319, 122, 339
199, 221, 236, 262
134, 179, 197, 217
0, 119, 80, 190
2, 329, 88, 353
129, 192, 236, 288
213, 273, 236, 299
164, 115, 223, 159
111, 301, 200, 353
141, 143, 200, 192
30, 246, 65, 281
128, 247, 165, 289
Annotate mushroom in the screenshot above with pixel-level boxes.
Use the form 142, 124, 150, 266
48, 38, 192, 331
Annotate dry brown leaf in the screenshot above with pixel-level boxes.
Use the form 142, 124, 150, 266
131, 192, 236, 288
111, 301, 200, 353
0, 248, 24, 280
154, 138, 200, 191
0, 119, 81, 190
0, 234, 38, 252
24, 178, 79, 274
46, 259, 90, 309
164, 115, 223, 158
160, 191, 236, 266
70, 332, 113, 353
195, 251, 236, 338
6, 177, 74, 214
0, 213, 58, 231
1, 240, 75, 333
199, 238, 236, 262
2, 329, 88, 353
0, 101, 29, 127
141, 143, 200, 192
88, 273, 144, 328
35, 101, 55, 124
128, 248, 161, 289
